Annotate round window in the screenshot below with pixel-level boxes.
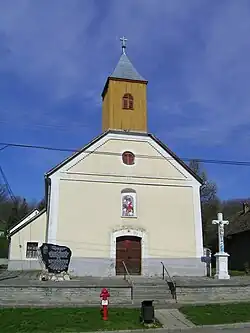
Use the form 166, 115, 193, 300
122, 151, 135, 165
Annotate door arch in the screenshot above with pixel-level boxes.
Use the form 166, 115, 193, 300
116, 236, 141, 275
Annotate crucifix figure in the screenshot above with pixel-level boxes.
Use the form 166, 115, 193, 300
120, 36, 128, 54
212, 212, 229, 253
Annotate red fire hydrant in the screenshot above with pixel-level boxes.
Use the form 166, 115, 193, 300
100, 288, 110, 321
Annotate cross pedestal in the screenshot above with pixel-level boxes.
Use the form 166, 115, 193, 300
212, 213, 230, 280
214, 252, 230, 280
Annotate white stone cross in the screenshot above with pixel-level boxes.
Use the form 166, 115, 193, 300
212, 212, 229, 253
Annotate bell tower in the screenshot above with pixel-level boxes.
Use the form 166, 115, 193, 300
102, 37, 148, 133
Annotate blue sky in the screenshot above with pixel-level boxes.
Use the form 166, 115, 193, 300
0, 0, 250, 203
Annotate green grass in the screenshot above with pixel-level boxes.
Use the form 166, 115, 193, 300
0, 307, 159, 333
180, 303, 250, 325
229, 270, 248, 276
211, 268, 248, 276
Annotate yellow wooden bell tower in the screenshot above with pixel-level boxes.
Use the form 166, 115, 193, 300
102, 37, 148, 133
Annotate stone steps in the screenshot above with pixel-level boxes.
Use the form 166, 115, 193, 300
0, 273, 176, 307
133, 289, 173, 300
131, 277, 174, 305
132, 277, 167, 284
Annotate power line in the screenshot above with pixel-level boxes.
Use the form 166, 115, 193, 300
0, 119, 91, 133
0, 165, 16, 203
0, 145, 8, 152
0, 142, 74, 153
0, 141, 250, 167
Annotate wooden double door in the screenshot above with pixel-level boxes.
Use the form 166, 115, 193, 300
116, 236, 141, 275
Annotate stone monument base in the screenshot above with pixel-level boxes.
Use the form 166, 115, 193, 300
39, 270, 71, 282
214, 252, 230, 280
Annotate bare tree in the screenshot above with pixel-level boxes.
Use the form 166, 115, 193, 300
189, 160, 220, 247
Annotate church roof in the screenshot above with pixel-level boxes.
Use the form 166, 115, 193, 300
225, 204, 250, 236
8, 209, 46, 237
110, 53, 146, 81
45, 130, 203, 185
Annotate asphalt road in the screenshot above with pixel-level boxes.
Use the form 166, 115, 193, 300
166, 328, 250, 333
135, 328, 250, 333
199, 329, 249, 333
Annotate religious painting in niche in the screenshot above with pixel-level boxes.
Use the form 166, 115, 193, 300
121, 189, 136, 217
122, 93, 134, 110
122, 151, 135, 165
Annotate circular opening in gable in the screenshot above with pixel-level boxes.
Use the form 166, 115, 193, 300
122, 151, 135, 165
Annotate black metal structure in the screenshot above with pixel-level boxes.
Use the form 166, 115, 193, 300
140, 300, 154, 324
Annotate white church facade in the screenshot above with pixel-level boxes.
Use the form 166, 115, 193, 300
8, 40, 205, 277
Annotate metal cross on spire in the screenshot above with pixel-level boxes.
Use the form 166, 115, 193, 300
120, 36, 128, 54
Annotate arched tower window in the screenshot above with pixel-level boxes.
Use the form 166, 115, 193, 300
122, 93, 134, 110
121, 188, 137, 217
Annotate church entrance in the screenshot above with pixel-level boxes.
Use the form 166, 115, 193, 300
116, 236, 141, 275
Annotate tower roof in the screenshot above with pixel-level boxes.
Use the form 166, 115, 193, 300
110, 53, 146, 81
110, 36, 146, 82
102, 37, 147, 98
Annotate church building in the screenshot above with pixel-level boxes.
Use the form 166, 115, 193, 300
8, 39, 205, 277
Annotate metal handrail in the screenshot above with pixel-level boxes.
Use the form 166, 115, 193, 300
161, 261, 173, 282
122, 261, 134, 302
122, 260, 133, 284
161, 261, 177, 301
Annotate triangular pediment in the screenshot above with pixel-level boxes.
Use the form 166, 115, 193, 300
48, 131, 201, 185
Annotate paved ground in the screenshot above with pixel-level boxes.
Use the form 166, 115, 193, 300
205, 329, 249, 332
0, 270, 130, 286
164, 328, 250, 332
87, 327, 250, 333
155, 309, 195, 329
174, 275, 250, 286
0, 258, 8, 265
157, 328, 250, 332
0, 270, 39, 281
2, 270, 250, 286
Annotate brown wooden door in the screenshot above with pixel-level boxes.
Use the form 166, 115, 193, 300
116, 236, 141, 275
